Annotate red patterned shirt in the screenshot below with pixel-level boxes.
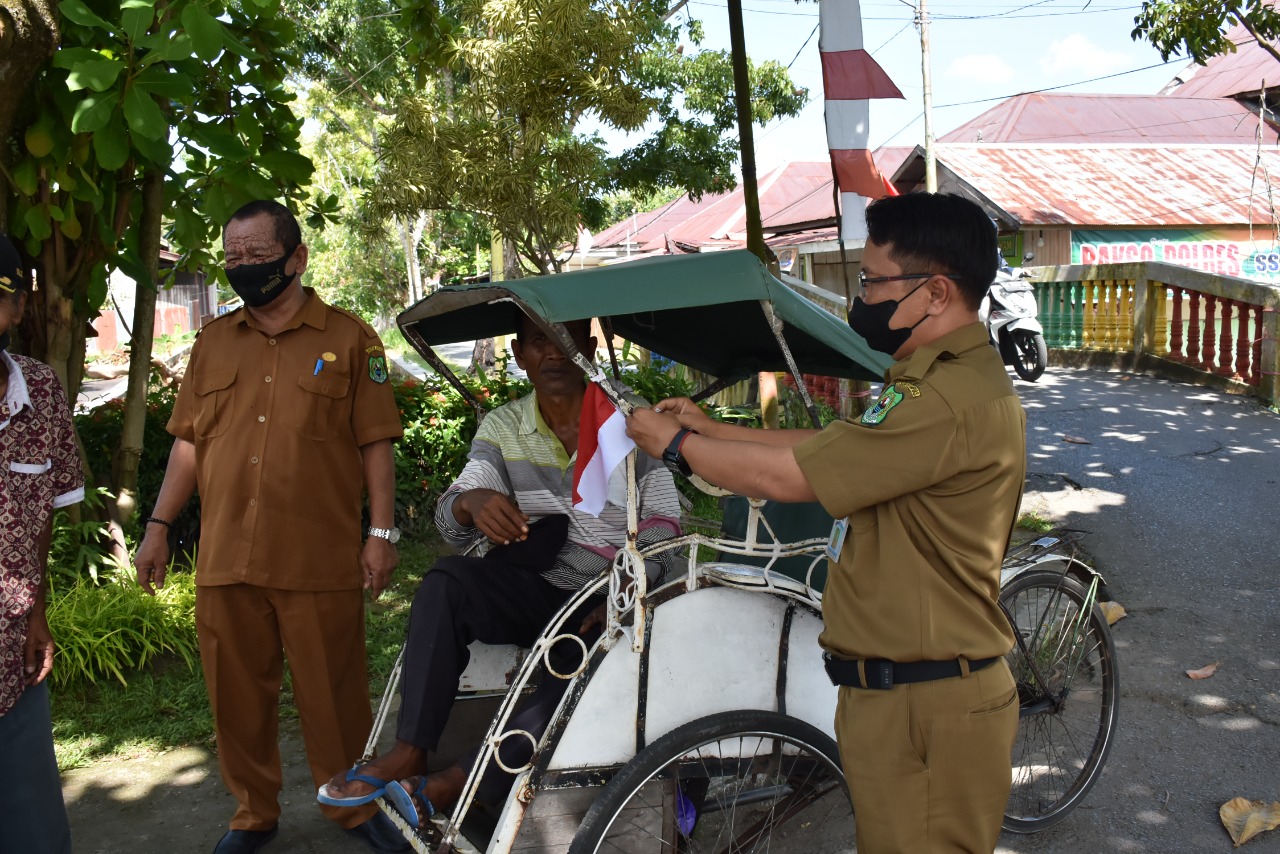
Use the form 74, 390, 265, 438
0, 353, 84, 716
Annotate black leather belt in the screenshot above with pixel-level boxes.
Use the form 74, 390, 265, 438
823, 653, 999, 690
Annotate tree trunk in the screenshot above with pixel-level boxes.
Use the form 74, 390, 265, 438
114, 165, 163, 526
0, 0, 59, 230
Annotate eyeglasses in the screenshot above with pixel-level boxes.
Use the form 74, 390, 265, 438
856, 270, 958, 299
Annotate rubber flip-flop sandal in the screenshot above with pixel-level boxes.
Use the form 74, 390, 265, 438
316, 767, 391, 807
385, 778, 436, 828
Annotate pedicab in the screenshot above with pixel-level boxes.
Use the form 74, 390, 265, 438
375, 250, 1118, 853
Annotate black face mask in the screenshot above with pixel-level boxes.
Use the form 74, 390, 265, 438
226, 249, 296, 308
847, 281, 929, 356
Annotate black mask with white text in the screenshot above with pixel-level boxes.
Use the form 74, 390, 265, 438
225, 250, 296, 307
847, 281, 929, 356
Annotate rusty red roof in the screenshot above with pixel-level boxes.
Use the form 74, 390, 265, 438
1163, 26, 1280, 99
909, 143, 1280, 227
941, 93, 1279, 145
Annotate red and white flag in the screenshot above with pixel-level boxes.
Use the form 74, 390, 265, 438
572, 382, 635, 517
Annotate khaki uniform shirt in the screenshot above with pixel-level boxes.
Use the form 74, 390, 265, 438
168, 289, 403, 590
794, 322, 1025, 662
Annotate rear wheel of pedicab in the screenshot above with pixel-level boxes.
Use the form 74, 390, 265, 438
569, 710, 855, 854
1001, 570, 1119, 833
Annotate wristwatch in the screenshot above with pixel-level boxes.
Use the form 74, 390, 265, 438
367, 526, 402, 544
662, 428, 696, 478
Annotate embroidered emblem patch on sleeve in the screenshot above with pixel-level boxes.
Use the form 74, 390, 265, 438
861, 384, 904, 425
369, 354, 389, 383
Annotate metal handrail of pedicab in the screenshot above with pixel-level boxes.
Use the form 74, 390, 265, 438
390, 252, 889, 853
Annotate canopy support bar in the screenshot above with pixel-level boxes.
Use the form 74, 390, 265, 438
760, 300, 822, 428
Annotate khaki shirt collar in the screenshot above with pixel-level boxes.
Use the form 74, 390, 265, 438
230, 287, 327, 333
887, 322, 990, 382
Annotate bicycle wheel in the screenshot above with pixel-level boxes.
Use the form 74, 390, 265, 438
569, 710, 855, 854
1001, 569, 1120, 832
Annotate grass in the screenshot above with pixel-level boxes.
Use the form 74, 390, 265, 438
51, 535, 442, 772
1016, 511, 1055, 534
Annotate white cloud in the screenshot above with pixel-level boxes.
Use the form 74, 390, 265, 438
945, 54, 1016, 85
1040, 34, 1130, 77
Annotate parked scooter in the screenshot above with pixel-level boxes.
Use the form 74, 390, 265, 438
981, 252, 1047, 382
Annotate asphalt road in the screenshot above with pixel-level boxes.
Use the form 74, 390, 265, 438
59, 365, 1279, 853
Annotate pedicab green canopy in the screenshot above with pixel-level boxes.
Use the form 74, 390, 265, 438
397, 250, 890, 382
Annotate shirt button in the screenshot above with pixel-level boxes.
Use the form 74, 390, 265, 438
269, 338, 276, 345
257, 415, 265, 423
250, 456, 259, 464
249, 499, 257, 507
265, 376, 272, 383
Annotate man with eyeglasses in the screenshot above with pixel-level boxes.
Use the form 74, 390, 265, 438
626, 192, 1027, 853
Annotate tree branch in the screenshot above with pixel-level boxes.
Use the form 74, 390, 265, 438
1231, 11, 1280, 64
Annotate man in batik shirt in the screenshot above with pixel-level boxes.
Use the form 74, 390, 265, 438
0, 234, 85, 854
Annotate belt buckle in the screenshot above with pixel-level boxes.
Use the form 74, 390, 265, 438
864, 659, 894, 690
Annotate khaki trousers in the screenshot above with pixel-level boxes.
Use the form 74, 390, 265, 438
834, 659, 1018, 854
196, 584, 376, 831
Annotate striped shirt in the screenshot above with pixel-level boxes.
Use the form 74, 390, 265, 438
436, 390, 682, 590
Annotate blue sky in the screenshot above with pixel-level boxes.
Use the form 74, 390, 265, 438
598, 0, 1192, 170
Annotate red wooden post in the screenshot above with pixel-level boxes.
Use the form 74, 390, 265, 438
1234, 301, 1251, 380
1219, 299, 1236, 376
1250, 305, 1264, 386
1169, 287, 1185, 361
1201, 295, 1218, 372
1186, 291, 1202, 365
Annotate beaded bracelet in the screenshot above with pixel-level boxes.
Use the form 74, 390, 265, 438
146, 516, 172, 528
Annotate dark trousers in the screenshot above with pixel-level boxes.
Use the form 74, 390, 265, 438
398, 555, 600, 753
0, 681, 72, 854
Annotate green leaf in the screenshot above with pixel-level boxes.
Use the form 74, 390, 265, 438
13, 159, 38, 197
67, 57, 125, 92
134, 31, 196, 64
121, 2, 155, 43
52, 47, 104, 71
93, 112, 130, 170
134, 67, 195, 100
256, 150, 313, 185
59, 0, 114, 30
181, 3, 224, 63
189, 123, 248, 159
123, 86, 168, 140
24, 206, 53, 242
132, 126, 172, 166
71, 91, 118, 134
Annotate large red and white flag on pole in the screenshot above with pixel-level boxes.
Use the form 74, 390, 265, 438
819, 0, 904, 240
573, 382, 635, 517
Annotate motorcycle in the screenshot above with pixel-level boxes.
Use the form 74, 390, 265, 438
981, 253, 1047, 382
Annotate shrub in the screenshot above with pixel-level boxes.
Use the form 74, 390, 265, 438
46, 563, 199, 688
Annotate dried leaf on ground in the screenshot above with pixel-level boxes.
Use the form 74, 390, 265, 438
1186, 662, 1220, 680
1062, 435, 1092, 444
1219, 797, 1280, 847
1098, 601, 1127, 625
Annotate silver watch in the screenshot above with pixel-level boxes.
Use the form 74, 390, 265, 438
367, 526, 401, 544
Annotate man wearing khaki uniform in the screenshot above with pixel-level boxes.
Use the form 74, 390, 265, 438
135, 201, 408, 854
626, 192, 1026, 853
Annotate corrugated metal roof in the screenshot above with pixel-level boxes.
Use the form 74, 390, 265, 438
941, 93, 1279, 145
1164, 26, 1280, 99
922, 143, 1280, 227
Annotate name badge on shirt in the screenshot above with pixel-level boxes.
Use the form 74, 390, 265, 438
825, 517, 848, 562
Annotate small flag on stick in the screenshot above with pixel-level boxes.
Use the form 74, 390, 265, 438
572, 383, 635, 517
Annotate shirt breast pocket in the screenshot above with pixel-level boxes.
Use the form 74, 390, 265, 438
193, 367, 237, 440
7, 458, 52, 505
289, 372, 351, 440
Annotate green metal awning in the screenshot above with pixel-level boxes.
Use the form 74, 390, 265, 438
397, 250, 890, 382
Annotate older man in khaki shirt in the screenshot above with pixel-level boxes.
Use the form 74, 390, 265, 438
134, 201, 406, 854
627, 193, 1026, 853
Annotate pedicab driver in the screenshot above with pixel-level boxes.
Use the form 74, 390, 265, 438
626, 192, 1027, 853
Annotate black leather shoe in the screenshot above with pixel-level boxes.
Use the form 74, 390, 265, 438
345, 811, 412, 853
212, 825, 278, 854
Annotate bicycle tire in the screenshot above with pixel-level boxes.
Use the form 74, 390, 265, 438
1001, 569, 1120, 832
569, 710, 854, 854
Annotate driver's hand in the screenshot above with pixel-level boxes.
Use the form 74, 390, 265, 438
625, 407, 681, 459
456, 489, 529, 545
652, 397, 714, 433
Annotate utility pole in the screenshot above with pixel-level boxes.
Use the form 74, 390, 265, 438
727, 0, 768, 265
918, 0, 938, 192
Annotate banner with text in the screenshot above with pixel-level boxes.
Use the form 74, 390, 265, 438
1072, 229, 1280, 282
